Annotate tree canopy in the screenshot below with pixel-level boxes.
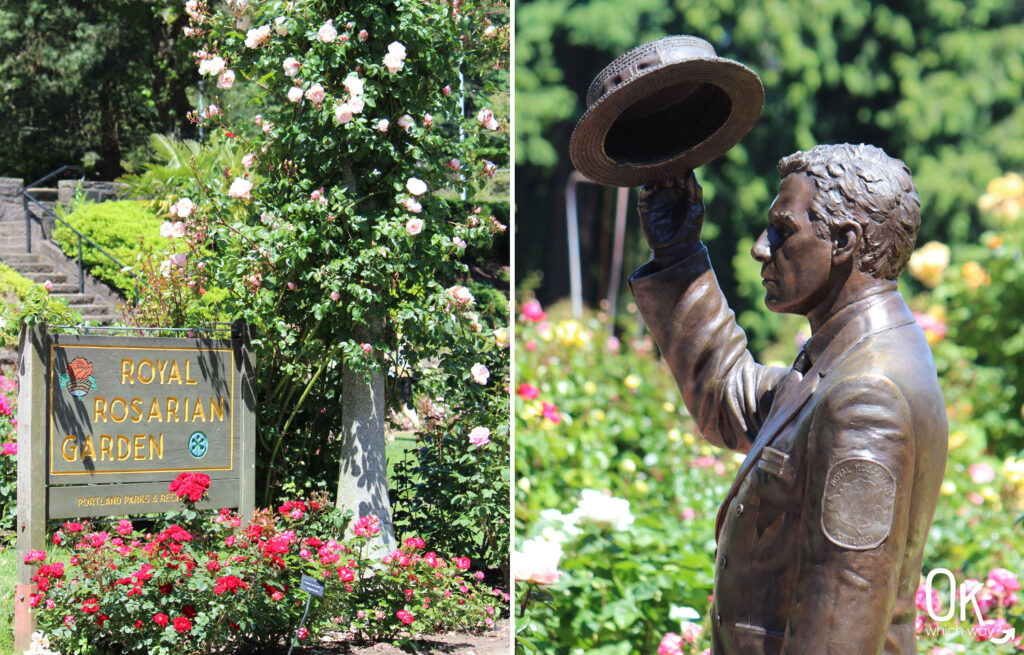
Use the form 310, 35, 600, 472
0, 0, 197, 180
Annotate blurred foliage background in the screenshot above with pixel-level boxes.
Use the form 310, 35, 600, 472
515, 0, 1024, 329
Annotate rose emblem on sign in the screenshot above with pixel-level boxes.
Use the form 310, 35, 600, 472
58, 357, 98, 399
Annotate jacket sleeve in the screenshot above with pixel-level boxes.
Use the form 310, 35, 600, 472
782, 373, 914, 654
628, 247, 787, 453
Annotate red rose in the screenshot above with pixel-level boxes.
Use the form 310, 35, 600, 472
67, 357, 93, 380
174, 616, 192, 633
396, 609, 414, 625
153, 613, 169, 627
81, 598, 99, 614
181, 604, 196, 619
453, 556, 471, 570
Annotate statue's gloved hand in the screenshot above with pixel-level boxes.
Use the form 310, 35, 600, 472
638, 170, 705, 267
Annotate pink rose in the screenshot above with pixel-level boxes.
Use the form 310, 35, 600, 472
283, 57, 300, 77
2, 442, 16, 456
242, 153, 255, 169
968, 462, 995, 484
397, 114, 414, 132
358, 29, 368, 41
975, 617, 1010, 641
43, 280, 52, 292
198, 56, 225, 77
522, 299, 547, 322
468, 427, 491, 446
287, 86, 303, 103
405, 218, 424, 235
376, 119, 390, 132
658, 633, 684, 655
330, 291, 340, 302
681, 622, 702, 643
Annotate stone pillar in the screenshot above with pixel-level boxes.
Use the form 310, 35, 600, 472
337, 363, 396, 554
0, 177, 24, 222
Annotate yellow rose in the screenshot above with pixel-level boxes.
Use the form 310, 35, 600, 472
624, 375, 641, 391
960, 261, 991, 290
907, 241, 950, 288
948, 430, 967, 449
555, 320, 590, 348
668, 429, 681, 442
941, 481, 957, 496
662, 401, 676, 413
634, 479, 649, 494
682, 432, 696, 446
583, 381, 597, 395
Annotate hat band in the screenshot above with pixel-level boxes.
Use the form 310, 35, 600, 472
598, 44, 715, 101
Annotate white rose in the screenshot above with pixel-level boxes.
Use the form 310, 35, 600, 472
570, 489, 635, 531
274, 16, 288, 36
305, 83, 325, 104
387, 41, 407, 58
199, 55, 226, 76
344, 74, 364, 96
317, 19, 337, 43
283, 57, 300, 77
217, 69, 235, 89
470, 362, 490, 385
334, 103, 353, 125
397, 114, 414, 132
512, 538, 563, 586
406, 178, 427, 196
405, 218, 423, 235
175, 197, 194, 217
244, 25, 271, 48
348, 96, 365, 114
287, 86, 303, 103
227, 177, 253, 200
383, 52, 404, 73
403, 198, 422, 214
241, 153, 255, 169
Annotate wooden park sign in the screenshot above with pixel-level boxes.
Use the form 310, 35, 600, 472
14, 321, 256, 650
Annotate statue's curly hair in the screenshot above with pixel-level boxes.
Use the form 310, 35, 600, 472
778, 144, 920, 280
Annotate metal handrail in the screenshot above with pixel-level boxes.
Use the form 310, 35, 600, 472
21, 166, 141, 305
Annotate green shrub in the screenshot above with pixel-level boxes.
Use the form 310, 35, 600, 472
53, 199, 160, 296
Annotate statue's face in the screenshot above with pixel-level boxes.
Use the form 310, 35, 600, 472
752, 173, 835, 316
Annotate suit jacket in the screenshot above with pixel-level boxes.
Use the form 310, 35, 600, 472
629, 248, 947, 655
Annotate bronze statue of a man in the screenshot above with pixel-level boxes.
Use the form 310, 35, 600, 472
628, 144, 947, 654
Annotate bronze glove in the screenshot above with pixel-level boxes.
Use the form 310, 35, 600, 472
638, 170, 706, 268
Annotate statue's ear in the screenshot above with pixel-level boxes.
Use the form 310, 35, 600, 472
832, 222, 861, 264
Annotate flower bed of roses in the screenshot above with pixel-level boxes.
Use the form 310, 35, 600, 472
25, 474, 507, 654
513, 296, 1024, 655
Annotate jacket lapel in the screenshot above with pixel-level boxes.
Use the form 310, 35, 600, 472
715, 370, 819, 539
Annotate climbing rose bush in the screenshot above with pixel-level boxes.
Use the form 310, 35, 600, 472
163, 2, 511, 565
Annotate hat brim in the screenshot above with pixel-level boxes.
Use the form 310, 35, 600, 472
569, 57, 764, 187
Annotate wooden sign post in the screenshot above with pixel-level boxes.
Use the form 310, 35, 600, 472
13, 322, 256, 651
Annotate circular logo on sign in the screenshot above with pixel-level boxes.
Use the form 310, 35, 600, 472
188, 432, 209, 458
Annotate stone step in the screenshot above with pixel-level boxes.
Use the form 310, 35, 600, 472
24, 272, 67, 284
60, 293, 97, 305
60, 303, 113, 316
8, 262, 54, 274
0, 253, 42, 264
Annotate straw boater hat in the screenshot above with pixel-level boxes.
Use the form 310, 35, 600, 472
569, 35, 764, 187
